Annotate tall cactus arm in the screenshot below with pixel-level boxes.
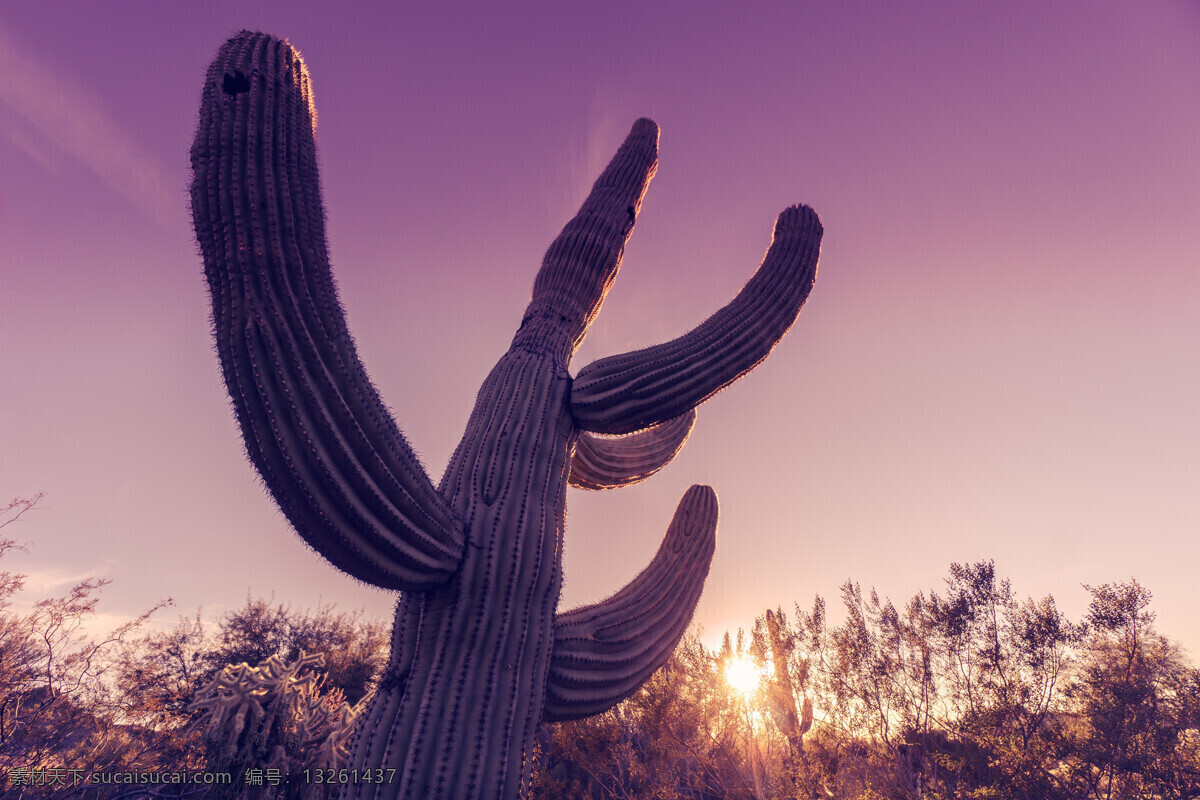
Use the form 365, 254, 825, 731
543, 485, 717, 721
567, 409, 696, 490
512, 119, 659, 363
570, 206, 823, 435
190, 32, 463, 591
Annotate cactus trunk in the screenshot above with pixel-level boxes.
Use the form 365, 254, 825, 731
345, 351, 570, 798
191, 30, 821, 800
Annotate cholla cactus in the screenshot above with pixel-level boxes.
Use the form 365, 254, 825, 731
293, 684, 368, 773
189, 651, 372, 798
190, 30, 823, 800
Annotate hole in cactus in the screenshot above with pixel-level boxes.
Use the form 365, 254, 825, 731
624, 205, 636, 234
222, 71, 250, 95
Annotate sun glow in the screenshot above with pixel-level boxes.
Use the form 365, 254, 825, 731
724, 656, 765, 696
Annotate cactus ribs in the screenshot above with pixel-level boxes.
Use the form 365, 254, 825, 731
190, 30, 823, 800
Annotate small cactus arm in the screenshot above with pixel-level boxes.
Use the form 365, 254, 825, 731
190, 31, 822, 800
764, 609, 813, 761
568, 409, 696, 490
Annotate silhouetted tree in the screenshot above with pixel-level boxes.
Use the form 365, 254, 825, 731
1052, 580, 1200, 799
114, 609, 209, 731
279, 603, 386, 705
0, 494, 184, 798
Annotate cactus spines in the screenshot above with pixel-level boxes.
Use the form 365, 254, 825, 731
570, 204, 822, 435
191, 30, 823, 800
544, 483, 717, 721
568, 409, 696, 490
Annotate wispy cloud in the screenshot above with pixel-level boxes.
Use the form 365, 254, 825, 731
13, 561, 114, 596
0, 23, 181, 230
1, 114, 62, 176
2, 561, 200, 642
543, 83, 629, 228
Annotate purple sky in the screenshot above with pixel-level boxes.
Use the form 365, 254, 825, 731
2, 1, 1198, 659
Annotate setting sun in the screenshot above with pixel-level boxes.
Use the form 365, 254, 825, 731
725, 657, 765, 696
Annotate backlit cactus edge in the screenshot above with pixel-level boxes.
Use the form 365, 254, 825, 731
190, 31, 823, 800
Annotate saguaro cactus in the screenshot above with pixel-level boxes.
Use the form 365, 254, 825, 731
762, 608, 815, 788
190, 31, 823, 800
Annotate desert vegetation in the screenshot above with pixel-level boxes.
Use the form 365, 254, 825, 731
531, 565, 1200, 800
3, 493, 1197, 799
0, 494, 384, 799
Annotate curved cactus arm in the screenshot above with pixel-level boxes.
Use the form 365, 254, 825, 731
542, 485, 717, 722
513, 119, 658, 362
567, 409, 696, 491
190, 32, 463, 591
570, 206, 823, 434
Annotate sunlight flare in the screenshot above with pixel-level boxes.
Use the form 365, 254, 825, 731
724, 656, 766, 696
